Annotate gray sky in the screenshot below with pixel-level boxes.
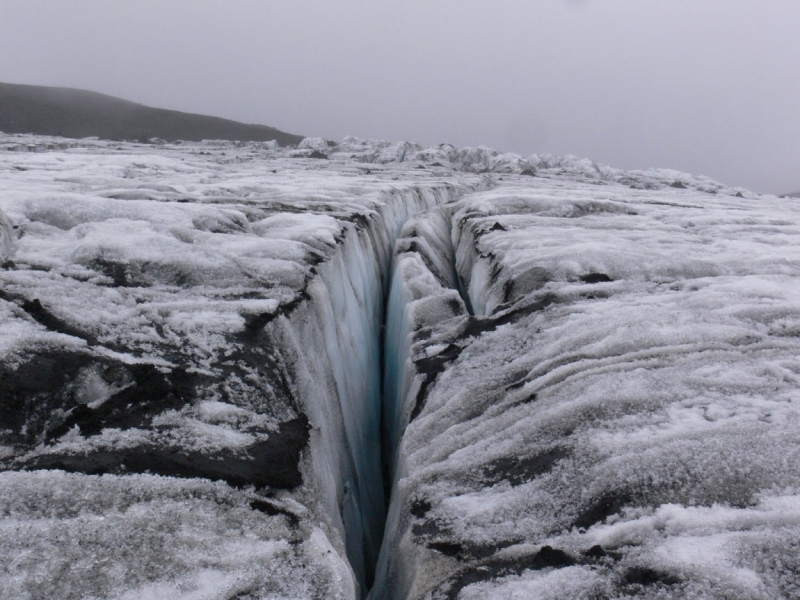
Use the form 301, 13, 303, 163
1, 0, 798, 194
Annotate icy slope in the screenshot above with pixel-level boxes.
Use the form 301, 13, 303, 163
373, 179, 800, 599
0, 133, 798, 599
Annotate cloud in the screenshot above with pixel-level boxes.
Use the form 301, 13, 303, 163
0, 0, 799, 193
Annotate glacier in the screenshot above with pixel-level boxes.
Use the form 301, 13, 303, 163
0, 132, 799, 599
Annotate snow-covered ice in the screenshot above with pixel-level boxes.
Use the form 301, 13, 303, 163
373, 179, 800, 600
0, 132, 798, 599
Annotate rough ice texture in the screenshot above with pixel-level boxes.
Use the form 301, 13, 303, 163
1, 132, 798, 599
0, 470, 351, 600
0, 132, 486, 599
372, 179, 800, 599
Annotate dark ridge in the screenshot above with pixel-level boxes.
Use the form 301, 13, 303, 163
0, 81, 304, 145
44, 364, 193, 441
573, 492, 632, 530
0, 338, 309, 490
670, 181, 687, 189
243, 311, 282, 335
0, 349, 195, 448
428, 540, 518, 561
412, 515, 519, 561
429, 542, 678, 599
584, 545, 608, 559
22, 414, 310, 490
19, 297, 98, 344
0, 348, 99, 446
481, 447, 569, 486
437, 546, 577, 600
623, 566, 681, 587
411, 517, 442, 538
240, 289, 312, 339
460, 293, 557, 339
582, 544, 623, 561
249, 498, 301, 527
427, 541, 463, 557
337, 211, 372, 231
410, 498, 432, 518
579, 272, 613, 284
409, 343, 462, 421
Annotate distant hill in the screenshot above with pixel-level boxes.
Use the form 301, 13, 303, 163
784, 191, 800, 198
0, 82, 304, 145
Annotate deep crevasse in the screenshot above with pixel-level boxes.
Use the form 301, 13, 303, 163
371, 204, 474, 600
267, 183, 478, 597
382, 206, 469, 490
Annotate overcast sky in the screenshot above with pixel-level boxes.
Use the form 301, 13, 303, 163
1, 0, 798, 193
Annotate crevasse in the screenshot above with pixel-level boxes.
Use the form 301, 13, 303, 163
268, 183, 477, 597
370, 204, 475, 600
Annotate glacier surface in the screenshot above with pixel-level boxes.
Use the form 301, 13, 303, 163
0, 133, 798, 600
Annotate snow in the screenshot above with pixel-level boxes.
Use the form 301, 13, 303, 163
1, 132, 799, 599
298, 137, 332, 152
0, 470, 351, 600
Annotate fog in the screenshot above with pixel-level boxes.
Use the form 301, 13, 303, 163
1, 0, 798, 194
